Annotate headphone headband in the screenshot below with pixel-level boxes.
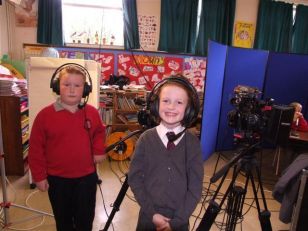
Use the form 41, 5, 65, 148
50, 63, 93, 98
147, 75, 200, 127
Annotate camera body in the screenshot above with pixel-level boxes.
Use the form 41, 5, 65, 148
227, 85, 273, 143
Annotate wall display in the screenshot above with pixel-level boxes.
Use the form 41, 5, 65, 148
24, 44, 207, 89
138, 15, 158, 50
183, 57, 206, 91
89, 52, 115, 84
117, 54, 182, 88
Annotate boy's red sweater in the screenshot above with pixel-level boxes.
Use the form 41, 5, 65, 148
29, 104, 105, 182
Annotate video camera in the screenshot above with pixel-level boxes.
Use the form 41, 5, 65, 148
227, 85, 274, 144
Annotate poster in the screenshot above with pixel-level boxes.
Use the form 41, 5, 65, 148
138, 15, 158, 50
15, 0, 38, 27
233, 21, 255, 48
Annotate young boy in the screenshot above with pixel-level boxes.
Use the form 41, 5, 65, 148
28, 65, 106, 231
128, 76, 204, 231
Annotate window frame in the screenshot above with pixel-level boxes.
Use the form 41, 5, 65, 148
62, 1, 124, 49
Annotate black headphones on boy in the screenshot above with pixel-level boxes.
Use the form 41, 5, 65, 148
50, 63, 93, 98
146, 75, 200, 128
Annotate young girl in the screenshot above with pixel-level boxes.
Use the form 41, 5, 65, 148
290, 102, 308, 132
28, 65, 106, 231
128, 75, 204, 231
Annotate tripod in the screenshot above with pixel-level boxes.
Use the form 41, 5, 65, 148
0, 154, 54, 229
100, 129, 143, 231
197, 142, 272, 231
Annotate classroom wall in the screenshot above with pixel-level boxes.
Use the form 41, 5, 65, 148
0, 0, 261, 60
234, 0, 259, 42
235, 0, 259, 23
0, 2, 9, 57
2, 0, 308, 60
14, 27, 36, 59
136, 0, 161, 51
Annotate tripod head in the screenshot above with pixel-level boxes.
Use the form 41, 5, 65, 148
211, 142, 261, 183
105, 129, 144, 153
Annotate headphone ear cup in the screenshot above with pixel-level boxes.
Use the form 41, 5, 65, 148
183, 105, 192, 126
52, 78, 60, 95
149, 94, 159, 119
83, 82, 92, 98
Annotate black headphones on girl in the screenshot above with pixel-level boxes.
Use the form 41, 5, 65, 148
50, 63, 93, 98
146, 75, 200, 128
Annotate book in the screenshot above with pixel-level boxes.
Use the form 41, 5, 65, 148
116, 114, 128, 124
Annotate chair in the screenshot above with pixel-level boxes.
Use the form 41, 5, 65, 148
272, 146, 283, 175
290, 169, 308, 231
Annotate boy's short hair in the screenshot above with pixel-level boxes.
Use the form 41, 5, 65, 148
59, 66, 86, 82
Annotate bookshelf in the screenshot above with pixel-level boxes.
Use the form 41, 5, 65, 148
0, 77, 29, 175
100, 89, 147, 135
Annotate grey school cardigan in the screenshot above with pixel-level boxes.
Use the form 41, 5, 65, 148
128, 127, 204, 230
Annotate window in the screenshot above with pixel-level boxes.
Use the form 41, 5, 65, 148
62, 0, 124, 46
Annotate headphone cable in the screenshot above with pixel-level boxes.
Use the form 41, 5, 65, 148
125, 30, 153, 89
83, 107, 112, 228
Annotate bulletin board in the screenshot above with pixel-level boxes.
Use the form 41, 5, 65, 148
24, 44, 207, 91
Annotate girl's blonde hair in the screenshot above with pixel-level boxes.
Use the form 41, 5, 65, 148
289, 102, 301, 109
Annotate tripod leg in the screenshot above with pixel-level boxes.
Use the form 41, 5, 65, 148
196, 169, 231, 231
247, 169, 272, 231
197, 164, 242, 231
101, 174, 129, 231
0, 154, 10, 227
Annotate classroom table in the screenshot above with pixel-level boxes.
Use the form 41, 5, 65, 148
273, 130, 308, 175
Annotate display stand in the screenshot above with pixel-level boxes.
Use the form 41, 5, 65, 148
290, 169, 308, 231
